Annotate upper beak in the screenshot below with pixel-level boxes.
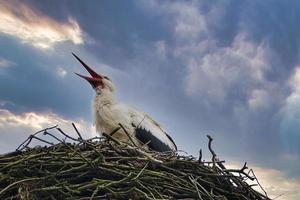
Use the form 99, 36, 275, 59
72, 53, 103, 88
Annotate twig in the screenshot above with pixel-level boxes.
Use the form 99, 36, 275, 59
189, 175, 203, 200
207, 135, 217, 168
17, 125, 58, 151
118, 123, 138, 147
0, 177, 42, 196
132, 162, 149, 180
57, 128, 80, 142
72, 123, 84, 140
224, 162, 255, 181
198, 149, 202, 163
31, 135, 54, 146
102, 132, 121, 145
249, 169, 268, 197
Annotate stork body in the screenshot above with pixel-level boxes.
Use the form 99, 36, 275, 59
73, 53, 177, 152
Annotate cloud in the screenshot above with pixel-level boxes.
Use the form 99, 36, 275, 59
57, 67, 67, 78
185, 34, 270, 105
0, 109, 96, 153
226, 162, 300, 200
0, 57, 15, 68
140, 1, 276, 107
0, 101, 7, 106
287, 67, 300, 92
280, 67, 300, 153
172, 2, 207, 42
248, 89, 271, 110
154, 40, 167, 60
0, 1, 84, 49
160, 1, 272, 106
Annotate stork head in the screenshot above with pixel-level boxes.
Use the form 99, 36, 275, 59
73, 53, 115, 94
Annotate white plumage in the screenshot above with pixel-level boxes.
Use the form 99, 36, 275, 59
73, 53, 177, 152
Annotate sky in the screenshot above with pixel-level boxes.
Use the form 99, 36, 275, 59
0, 0, 300, 199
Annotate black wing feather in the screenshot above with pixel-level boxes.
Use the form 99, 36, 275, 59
165, 132, 177, 151
135, 127, 173, 152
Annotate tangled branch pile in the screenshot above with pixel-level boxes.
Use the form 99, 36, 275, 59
0, 124, 270, 200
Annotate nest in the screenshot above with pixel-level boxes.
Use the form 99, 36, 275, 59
0, 124, 270, 200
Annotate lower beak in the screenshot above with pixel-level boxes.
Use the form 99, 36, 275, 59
75, 73, 103, 89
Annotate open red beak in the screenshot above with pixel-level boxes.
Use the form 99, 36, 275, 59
73, 53, 104, 89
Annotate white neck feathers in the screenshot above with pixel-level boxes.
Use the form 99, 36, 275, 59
94, 89, 115, 108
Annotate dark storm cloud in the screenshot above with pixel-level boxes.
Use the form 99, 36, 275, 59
26, 0, 171, 67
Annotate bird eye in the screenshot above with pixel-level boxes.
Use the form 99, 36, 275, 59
103, 76, 110, 80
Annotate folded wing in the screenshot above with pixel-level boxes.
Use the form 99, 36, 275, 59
132, 113, 177, 152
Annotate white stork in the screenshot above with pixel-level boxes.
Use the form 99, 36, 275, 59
73, 53, 177, 152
